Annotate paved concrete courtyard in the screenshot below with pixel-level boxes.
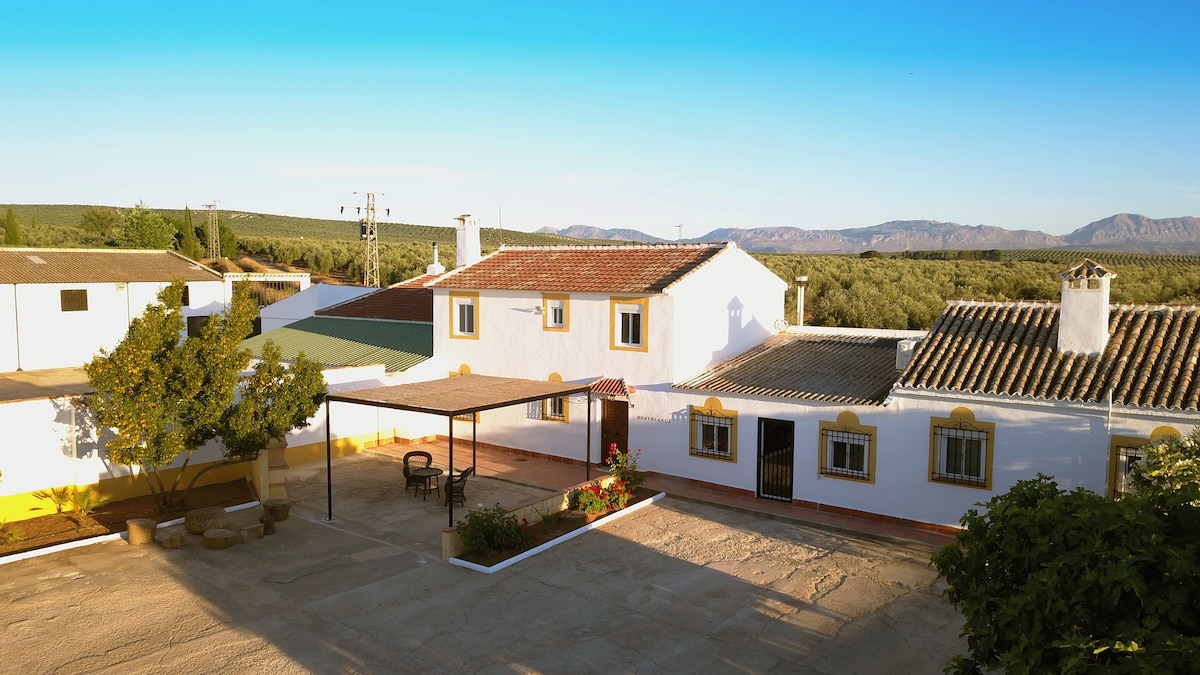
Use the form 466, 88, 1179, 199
0, 454, 966, 673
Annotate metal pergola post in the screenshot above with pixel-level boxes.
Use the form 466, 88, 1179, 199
325, 400, 333, 521
448, 415, 455, 528
322, 375, 597, 533
586, 391, 593, 481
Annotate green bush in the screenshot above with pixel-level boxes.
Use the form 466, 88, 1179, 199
932, 474, 1200, 673
456, 504, 534, 555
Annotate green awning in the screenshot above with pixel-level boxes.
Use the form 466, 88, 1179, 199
242, 316, 432, 372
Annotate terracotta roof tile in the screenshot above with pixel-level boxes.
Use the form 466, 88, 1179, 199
590, 377, 635, 398
675, 333, 904, 406
899, 300, 1200, 411
0, 248, 222, 284
316, 286, 433, 323
428, 243, 728, 294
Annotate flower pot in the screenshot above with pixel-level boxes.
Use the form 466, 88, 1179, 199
263, 499, 293, 522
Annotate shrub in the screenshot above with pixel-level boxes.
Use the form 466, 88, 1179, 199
605, 443, 644, 492
605, 480, 631, 510
575, 483, 608, 514
932, 474, 1200, 673
456, 504, 534, 555
33, 486, 72, 514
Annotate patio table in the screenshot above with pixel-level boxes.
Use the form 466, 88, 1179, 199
410, 467, 443, 501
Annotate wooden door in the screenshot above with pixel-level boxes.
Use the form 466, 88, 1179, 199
600, 399, 629, 464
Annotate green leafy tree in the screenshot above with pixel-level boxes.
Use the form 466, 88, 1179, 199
117, 202, 176, 249
80, 206, 120, 239
932, 474, 1200, 673
177, 206, 203, 260
4, 208, 20, 245
1129, 427, 1200, 503
219, 339, 327, 459
85, 281, 257, 511
218, 217, 239, 259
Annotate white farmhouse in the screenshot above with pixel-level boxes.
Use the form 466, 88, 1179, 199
0, 248, 226, 372
418, 239, 787, 475
674, 258, 1200, 530
398, 246, 1200, 531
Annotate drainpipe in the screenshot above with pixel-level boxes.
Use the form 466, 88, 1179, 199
12, 285, 21, 370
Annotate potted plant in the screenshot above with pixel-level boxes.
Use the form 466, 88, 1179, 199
606, 443, 645, 492
575, 483, 609, 516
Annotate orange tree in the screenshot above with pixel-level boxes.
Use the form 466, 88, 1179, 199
85, 280, 257, 511
218, 339, 326, 458
933, 466, 1200, 673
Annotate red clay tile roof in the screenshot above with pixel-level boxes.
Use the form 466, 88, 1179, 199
675, 333, 904, 406
899, 301, 1200, 411
316, 286, 433, 323
1061, 258, 1116, 280
427, 243, 729, 293
0, 248, 222, 284
590, 377, 636, 398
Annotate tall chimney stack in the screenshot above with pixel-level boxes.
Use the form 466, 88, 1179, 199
1057, 259, 1114, 355
455, 214, 481, 268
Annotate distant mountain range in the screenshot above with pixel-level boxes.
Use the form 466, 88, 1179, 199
538, 214, 1200, 255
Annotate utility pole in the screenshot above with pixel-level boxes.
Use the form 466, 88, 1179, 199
204, 201, 220, 259
343, 192, 384, 287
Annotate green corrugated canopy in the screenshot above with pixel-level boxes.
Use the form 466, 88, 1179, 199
242, 316, 432, 372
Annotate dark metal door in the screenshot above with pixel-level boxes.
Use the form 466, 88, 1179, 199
758, 417, 794, 502
600, 399, 629, 463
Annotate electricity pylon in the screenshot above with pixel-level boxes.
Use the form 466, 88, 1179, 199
204, 201, 220, 259
342, 192, 386, 287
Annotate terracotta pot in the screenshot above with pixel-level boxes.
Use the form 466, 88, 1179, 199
263, 499, 293, 522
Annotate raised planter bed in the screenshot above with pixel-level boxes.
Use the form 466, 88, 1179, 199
449, 489, 664, 574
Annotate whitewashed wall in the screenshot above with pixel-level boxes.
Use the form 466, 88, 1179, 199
432, 289, 678, 386
431, 245, 786, 390
0, 395, 230, 498
0, 285, 17, 372
260, 283, 372, 333
668, 245, 787, 380
4, 279, 225, 371
382, 378, 1199, 528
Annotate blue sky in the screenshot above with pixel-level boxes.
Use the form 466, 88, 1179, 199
3, 1, 1197, 238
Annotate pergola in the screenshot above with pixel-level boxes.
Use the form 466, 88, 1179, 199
323, 373, 596, 526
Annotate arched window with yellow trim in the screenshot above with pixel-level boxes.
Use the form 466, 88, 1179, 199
542, 372, 568, 423
928, 407, 995, 490
689, 397, 737, 461
1108, 427, 1179, 499
818, 412, 877, 483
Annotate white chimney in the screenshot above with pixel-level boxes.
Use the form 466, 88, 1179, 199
455, 214, 481, 268
426, 241, 446, 276
896, 337, 919, 371
1057, 259, 1114, 355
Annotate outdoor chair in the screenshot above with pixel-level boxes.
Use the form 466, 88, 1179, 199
403, 451, 433, 496
444, 467, 474, 507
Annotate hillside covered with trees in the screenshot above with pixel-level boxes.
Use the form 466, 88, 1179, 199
5, 203, 1200, 331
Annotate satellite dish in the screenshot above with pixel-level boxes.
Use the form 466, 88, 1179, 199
773, 318, 790, 332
